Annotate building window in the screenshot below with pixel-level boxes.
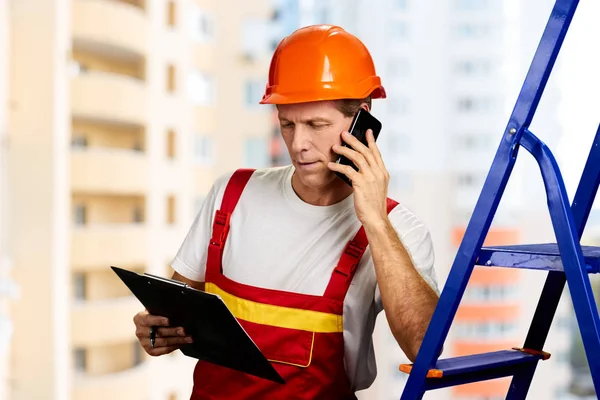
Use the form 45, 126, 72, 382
244, 137, 269, 168
71, 135, 88, 149
73, 348, 87, 372
132, 206, 144, 223
74, 205, 87, 226
456, 134, 494, 151
457, 173, 477, 187
187, 71, 213, 105
132, 140, 143, 152
389, 22, 408, 39
167, 64, 176, 93
167, 130, 176, 159
457, 98, 474, 112
270, 9, 280, 22
455, 59, 492, 76
241, 19, 269, 60
269, 39, 279, 52
454, 23, 491, 39
394, 0, 408, 10
455, 0, 490, 11
245, 80, 265, 107
194, 135, 214, 165
73, 273, 86, 301
167, 1, 176, 27
456, 96, 494, 113
189, 6, 214, 41
167, 196, 176, 225
454, 321, 518, 340
464, 284, 518, 302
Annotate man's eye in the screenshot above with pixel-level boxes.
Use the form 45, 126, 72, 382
311, 124, 329, 129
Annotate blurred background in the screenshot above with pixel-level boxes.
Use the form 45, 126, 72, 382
0, 0, 599, 399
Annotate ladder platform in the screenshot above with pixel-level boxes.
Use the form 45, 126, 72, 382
399, 349, 550, 390
477, 243, 600, 273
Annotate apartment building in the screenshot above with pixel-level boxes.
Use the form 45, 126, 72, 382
7, 0, 272, 399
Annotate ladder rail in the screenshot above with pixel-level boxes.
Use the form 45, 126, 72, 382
522, 123, 600, 350
570, 123, 600, 238
518, 129, 600, 394
506, 124, 600, 399
400, 0, 580, 398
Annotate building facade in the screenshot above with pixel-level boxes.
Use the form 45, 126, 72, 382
7, 0, 273, 399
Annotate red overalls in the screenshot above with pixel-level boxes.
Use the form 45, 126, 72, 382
190, 169, 398, 400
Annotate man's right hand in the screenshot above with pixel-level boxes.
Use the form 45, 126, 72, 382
133, 310, 194, 356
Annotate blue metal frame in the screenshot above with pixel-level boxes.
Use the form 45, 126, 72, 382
506, 122, 600, 398
399, 0, 600, 398
476, 244, 600, 273
505, 128, 600, 398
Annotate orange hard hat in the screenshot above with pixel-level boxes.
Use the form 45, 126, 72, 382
260, 25, 386, 105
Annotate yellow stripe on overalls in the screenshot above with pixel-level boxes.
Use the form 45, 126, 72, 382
206, 282, 343, 333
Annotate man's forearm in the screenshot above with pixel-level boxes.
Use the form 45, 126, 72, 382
364, 218, 439, 362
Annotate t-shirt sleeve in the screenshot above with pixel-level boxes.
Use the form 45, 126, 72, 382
374, 206, 440, 313
170, 172, 232, 282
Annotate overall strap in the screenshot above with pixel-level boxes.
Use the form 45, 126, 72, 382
323, 198, 400, 302
206, 169, 255, 277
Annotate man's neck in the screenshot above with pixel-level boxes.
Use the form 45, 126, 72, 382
291, 172, 353, 206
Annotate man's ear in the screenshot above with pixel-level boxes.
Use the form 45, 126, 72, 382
360, 102, 370, 112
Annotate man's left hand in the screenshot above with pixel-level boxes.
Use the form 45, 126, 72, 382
328, 130, 390, 227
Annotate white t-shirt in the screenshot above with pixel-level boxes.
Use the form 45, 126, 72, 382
172, 165, 439, 391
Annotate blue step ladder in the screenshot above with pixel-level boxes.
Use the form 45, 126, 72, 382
399, 0, 600, 398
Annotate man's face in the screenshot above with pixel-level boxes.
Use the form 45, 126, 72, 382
277, 101, 353, 189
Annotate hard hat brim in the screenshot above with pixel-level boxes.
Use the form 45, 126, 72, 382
260, 83, 387, 105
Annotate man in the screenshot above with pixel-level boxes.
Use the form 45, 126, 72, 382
133, 24, 440, 399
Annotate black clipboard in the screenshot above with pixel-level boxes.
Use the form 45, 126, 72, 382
111, 266, 285, 384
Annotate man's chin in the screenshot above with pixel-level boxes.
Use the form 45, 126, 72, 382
295, 168, 336, 188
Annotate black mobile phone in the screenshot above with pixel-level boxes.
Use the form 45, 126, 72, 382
335, 109, 382, 186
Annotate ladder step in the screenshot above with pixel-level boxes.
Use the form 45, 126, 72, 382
477, 243, 600, 273
399, 348, 550, 390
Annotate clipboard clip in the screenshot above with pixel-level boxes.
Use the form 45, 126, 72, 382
144, 273, 189, 288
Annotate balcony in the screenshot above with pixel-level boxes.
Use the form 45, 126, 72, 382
72, 362, 149, 400
72, 0, 148, 57
71, 148, 147, 195
71, 71, 147, 126
72, 296, 142, 347
71, 224, 147, 271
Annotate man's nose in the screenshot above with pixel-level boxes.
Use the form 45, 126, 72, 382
291, 126, 312, 153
